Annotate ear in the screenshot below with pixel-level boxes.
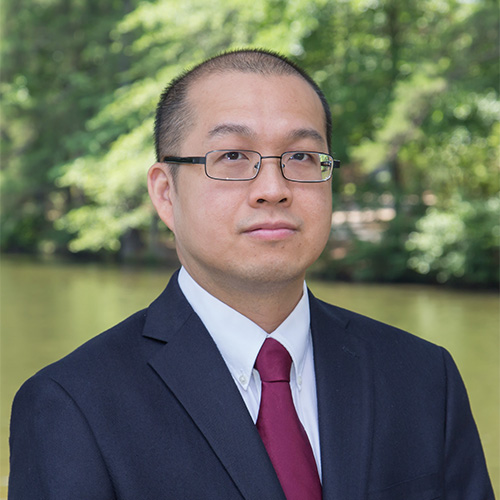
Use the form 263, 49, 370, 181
147, 162, 176, 232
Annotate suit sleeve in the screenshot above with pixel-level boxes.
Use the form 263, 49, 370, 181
441, 348, 495, 499
9, 374, 115, 500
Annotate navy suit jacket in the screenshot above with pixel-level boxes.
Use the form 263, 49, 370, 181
9, 272, 493, 499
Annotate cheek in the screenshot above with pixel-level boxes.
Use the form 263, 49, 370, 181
196, 185, 244, 224
175, 192, 234, 244
301, 187, 332, 220
305, 191, 332, 244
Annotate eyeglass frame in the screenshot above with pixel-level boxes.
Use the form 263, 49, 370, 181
162, 150, 340, 183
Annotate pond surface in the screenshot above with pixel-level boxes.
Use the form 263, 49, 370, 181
1, 257, 498, 496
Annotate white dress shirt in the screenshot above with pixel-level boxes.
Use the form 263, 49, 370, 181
178, 267, 322, 476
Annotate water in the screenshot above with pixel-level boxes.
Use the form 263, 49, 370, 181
1, 257, 498, 496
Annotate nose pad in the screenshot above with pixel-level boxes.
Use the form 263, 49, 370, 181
255, 156, 285, 179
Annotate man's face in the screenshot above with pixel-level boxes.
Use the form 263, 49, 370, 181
150, 71, 333, 296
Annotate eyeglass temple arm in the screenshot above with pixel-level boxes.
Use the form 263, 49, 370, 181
322, 159, 340, 168
162, 156, 206, 164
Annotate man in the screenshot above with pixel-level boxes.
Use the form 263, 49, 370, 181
9, 49, 493, 499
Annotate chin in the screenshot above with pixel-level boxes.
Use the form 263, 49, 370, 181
230, 260, 309, 287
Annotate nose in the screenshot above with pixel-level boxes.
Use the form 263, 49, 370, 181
248, 156, 292, 206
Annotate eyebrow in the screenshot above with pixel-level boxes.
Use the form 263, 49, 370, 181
208, 123, 326, 147
208, 123, 256, 139
286, 127, 325, 145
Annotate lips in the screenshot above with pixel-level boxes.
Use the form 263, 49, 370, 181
243, 221, 298, 240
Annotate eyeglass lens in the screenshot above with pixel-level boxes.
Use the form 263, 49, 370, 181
205, 150, 333, 182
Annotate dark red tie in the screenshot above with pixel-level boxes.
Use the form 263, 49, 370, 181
255, 338, 322, 500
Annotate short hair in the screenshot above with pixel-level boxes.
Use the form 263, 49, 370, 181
154, 49, 333, 178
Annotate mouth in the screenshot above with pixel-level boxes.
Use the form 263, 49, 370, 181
242, 221, 298, 241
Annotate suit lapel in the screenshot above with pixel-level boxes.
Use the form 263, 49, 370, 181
143, 273, 285, 500
310, 293, 373, 500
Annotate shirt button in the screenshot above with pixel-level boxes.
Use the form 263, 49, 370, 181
239, 374, 247, 384
297, 375, 303, 386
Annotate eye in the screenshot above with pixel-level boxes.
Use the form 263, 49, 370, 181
289, 152, 314, 162
210, 150, 250, 165
223, 151, 247, 161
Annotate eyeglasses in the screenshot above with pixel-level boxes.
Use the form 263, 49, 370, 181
163, 150, 340, 183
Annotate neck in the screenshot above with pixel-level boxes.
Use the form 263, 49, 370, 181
183, 268, 305, 333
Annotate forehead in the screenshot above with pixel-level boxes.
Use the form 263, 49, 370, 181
183, 71, 327, 150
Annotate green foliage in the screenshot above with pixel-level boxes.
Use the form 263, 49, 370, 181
352, 68, 448, 174
1, 0, 141, 251
1, 0, 498, 285
406, 198, 500, 286
319, 214, 423, 283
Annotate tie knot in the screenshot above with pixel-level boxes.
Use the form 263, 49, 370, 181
255, 338, 292, 383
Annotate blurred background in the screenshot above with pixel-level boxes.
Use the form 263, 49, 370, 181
1, 0, 498, 496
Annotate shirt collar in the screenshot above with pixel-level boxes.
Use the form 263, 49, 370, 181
177, 267, 311, 390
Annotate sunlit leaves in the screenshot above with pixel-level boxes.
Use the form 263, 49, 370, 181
2, 0, 498, 285
406, 198, 500, 284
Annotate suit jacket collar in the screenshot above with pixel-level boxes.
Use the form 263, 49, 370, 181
310, 292, 373, 500
142, 273, 373, 500
142, 272, 286, 500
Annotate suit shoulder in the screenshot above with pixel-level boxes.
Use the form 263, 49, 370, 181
311, 295, 447, 358
310, 295, 461, 404
25, 308, 151, 388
